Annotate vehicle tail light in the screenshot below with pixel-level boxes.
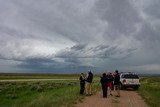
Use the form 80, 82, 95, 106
123, 79, 126, 83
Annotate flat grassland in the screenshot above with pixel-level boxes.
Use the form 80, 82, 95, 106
0, 73, 79, 80
138, 77, 160, 107
0, 74, 159, 107
0, 74, 99, 107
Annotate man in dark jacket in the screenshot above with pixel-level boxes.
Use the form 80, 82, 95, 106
114, 70, 120, 97
79, 73, 85, 94
100, 73, 109, 98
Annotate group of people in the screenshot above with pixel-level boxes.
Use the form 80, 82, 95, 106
100, 70, 120, 98
79, 70, 93, 96
79, 70, 120, 98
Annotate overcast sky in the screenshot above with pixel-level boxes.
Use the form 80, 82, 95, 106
0, 0, 160, 74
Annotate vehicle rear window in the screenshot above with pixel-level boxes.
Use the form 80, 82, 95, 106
122, 74, 139, 79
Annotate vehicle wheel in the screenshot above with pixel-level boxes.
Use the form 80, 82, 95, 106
133, 86, 139, 90
120, 83, 125, 90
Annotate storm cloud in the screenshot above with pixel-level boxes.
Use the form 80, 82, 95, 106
0, 0, 160, 74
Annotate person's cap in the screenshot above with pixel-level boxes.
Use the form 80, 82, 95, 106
103, 73, 106, 77
115, 70, 119, 73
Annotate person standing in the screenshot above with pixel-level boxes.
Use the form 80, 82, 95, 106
100, 73, 109, 98
107, 72, 114, 96
85, 70, 93, 96
79, 73, 85, 94
114, 70, 120, 97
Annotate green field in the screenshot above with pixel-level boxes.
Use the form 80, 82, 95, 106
0, 73, 79, 80
1, 74, 160, 107
138, 77, 160, 107
0, 74, 100, 107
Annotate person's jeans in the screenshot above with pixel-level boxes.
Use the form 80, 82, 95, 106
85, 82, 92, 95
80, 83, 85, 94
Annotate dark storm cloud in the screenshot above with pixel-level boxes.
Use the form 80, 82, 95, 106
71, 44, 87, 51
0, 0, 160, 73
142, 0, 160, 19
17, 56, 94, 73
16, 43, 135, 72
17, 57, 58, 71
55, 44, 136, 59
95, 0, 141, 40
11, 0, 98, 43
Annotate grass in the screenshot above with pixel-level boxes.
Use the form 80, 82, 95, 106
0, 80, 85, 107
2, 74, 160, 107
0, 73, 79, 80
138, 77, 160, 107
0, 74, 100, 107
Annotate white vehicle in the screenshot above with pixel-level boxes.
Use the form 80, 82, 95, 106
120, 72, 140, 90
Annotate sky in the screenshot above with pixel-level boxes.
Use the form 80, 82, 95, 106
0, 0, 160, 74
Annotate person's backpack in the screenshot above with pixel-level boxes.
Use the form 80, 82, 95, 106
87, 72, 93, 83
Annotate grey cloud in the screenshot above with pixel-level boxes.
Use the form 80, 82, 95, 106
12, 0, 98, 43
95, 0, 141, 40
16, 56, 94, 73
13, 43, 136, 72
71, 44, 87, 51
17, 57, 59, 71
0, 0, 160, 73
93, 45, 110, 51
55, 44, 135, 59
133, 0, 160, 45
142, 0, 160, 19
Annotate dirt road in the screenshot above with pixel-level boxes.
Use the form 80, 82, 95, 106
75, 90, 148, 107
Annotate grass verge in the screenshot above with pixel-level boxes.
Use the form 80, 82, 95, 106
0, 76, 100, 107
0, 80, 84, 107
138, 77, 160, 107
